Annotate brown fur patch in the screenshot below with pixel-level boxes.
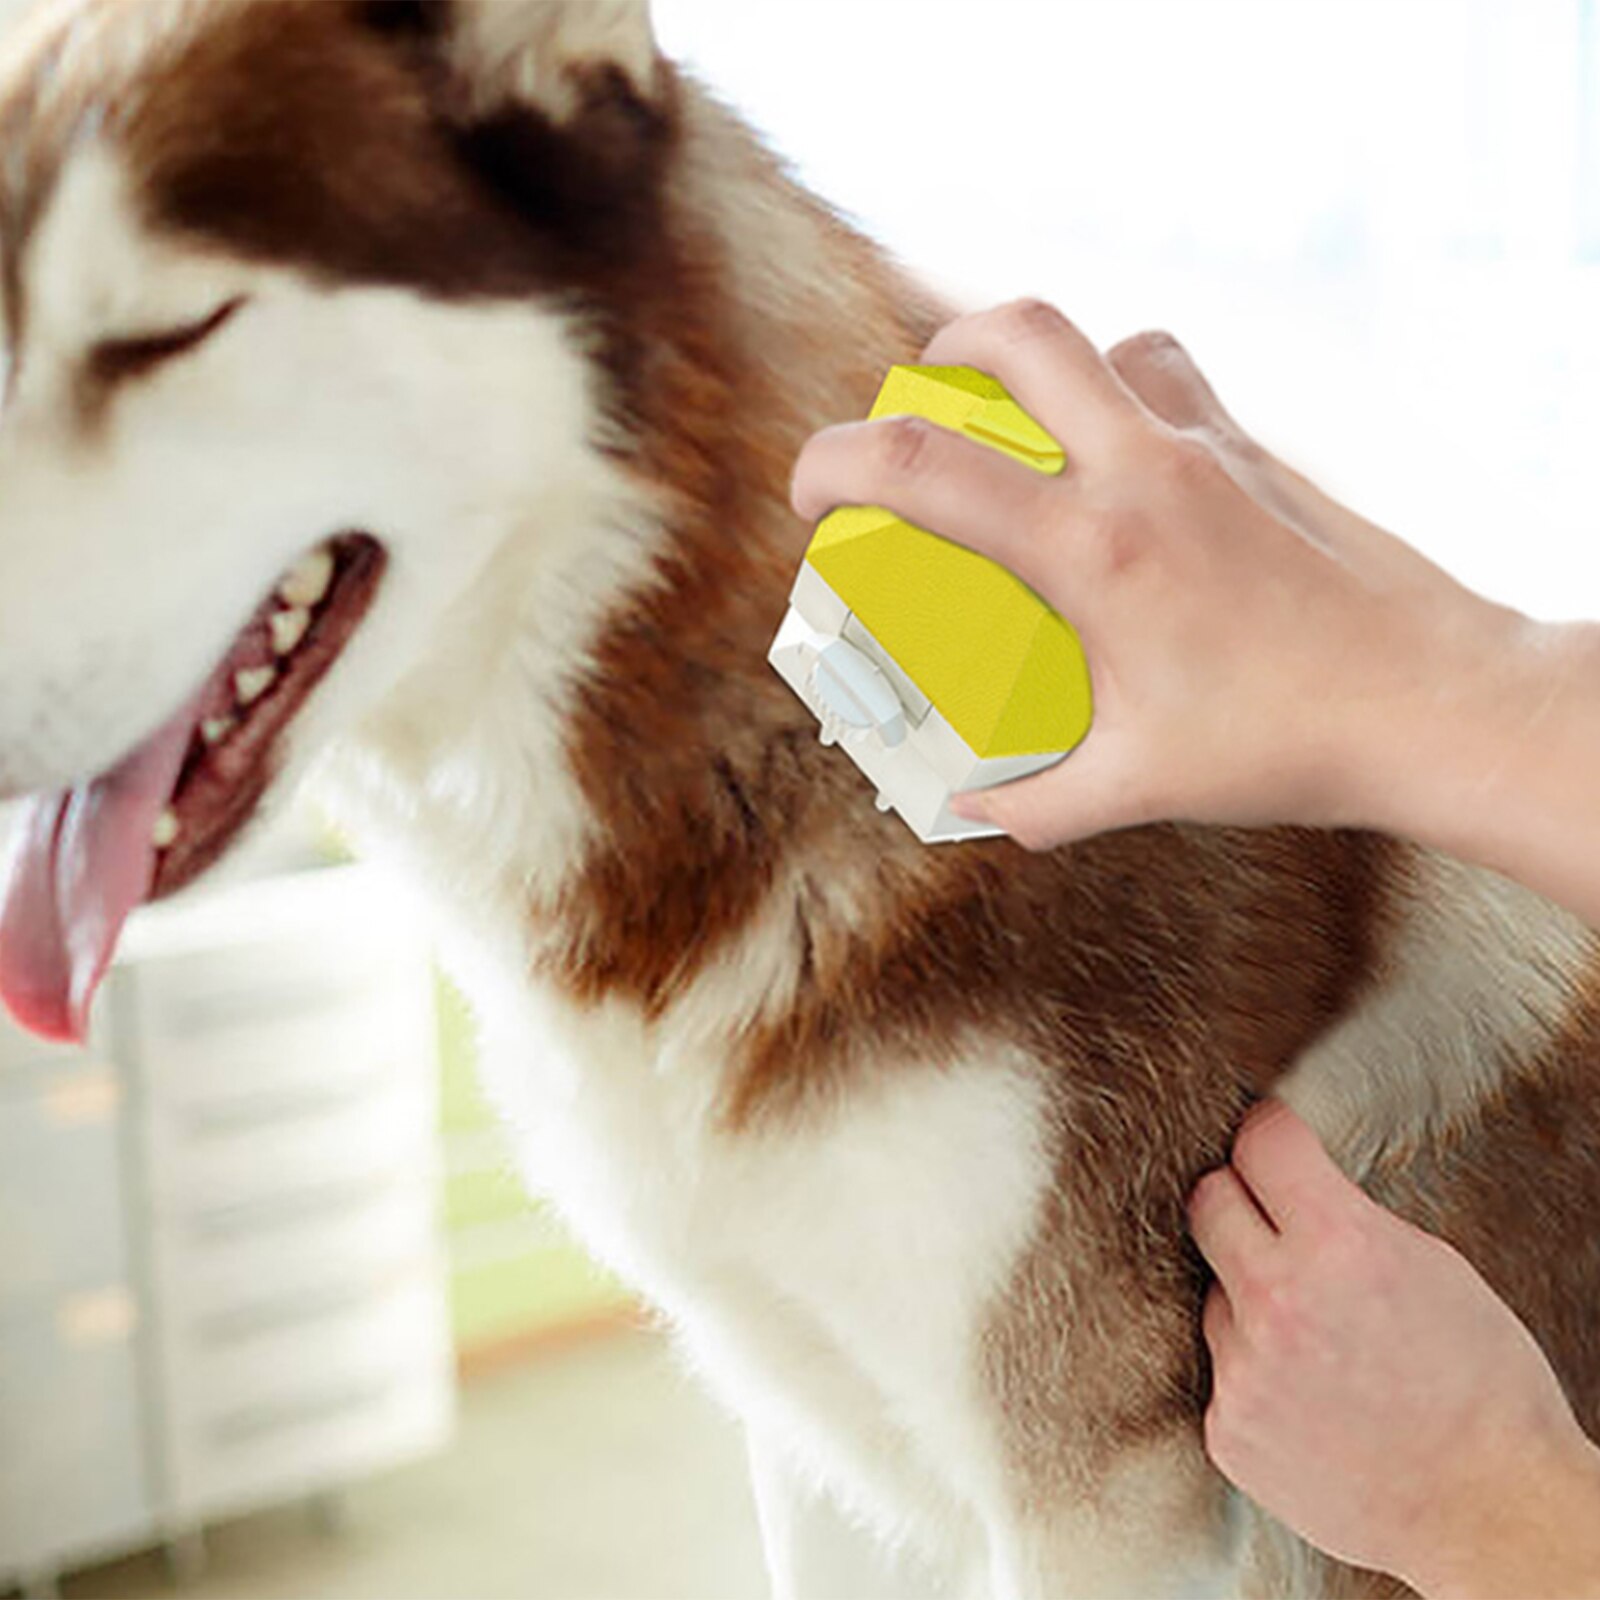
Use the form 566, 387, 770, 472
978, 829, 1397, 1510
129, 1, 675, 300
0, 0, 677, 337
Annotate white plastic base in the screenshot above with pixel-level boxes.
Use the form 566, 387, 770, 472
768, 566, 1065, 844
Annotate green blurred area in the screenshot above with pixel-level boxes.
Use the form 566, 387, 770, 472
434, 975, 634, 1355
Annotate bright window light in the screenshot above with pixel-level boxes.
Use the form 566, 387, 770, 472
658, 0, 1600, 621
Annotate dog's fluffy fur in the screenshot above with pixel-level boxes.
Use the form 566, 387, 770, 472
0, 3, 1596, 1595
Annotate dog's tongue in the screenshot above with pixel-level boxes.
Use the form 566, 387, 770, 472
0, 703, 196, 1042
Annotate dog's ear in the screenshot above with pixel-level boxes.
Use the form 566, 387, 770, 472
355, 0, 667, 236
358, 0, 661, 124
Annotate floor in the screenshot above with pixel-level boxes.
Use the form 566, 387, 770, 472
62, 1329, 931, 1600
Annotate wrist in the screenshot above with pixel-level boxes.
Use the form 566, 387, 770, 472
1405, 1431, 1600, 1600
1342, 606, 1589, 853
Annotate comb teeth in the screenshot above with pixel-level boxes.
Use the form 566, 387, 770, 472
804, 661, 850, 748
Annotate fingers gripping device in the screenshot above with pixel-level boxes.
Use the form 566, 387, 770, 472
768, 364, 1094, 842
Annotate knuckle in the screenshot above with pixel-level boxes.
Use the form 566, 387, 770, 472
1253, 1279, 1305, 1349
1075, 503, 1145, 580
875, 414, 941, 480
1316, 1214, 1374, 1279
1153, 432, 1225, 495
1110, 327, 1184, 369
995, 295, 1076, 346
1225, 1257, 1275, 1315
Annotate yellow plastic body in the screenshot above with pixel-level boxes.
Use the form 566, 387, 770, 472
802, 365, 1093, 760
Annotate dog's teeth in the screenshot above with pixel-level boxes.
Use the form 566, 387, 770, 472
270, 606, 311, 656
152, 809, 180, 850
234, 666, 276, 706
201, 716, 234, 746
278, 549, 334, 609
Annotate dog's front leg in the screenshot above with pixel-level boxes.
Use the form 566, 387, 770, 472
745, 1424, 802, 1600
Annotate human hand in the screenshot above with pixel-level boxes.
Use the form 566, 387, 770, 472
1189, 1098, 1600, 1598
788, 299, 1536, 850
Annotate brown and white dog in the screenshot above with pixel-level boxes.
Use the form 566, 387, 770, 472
0, 2, 1595, 1595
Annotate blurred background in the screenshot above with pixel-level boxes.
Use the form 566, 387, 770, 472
2, 3, 1597, 1598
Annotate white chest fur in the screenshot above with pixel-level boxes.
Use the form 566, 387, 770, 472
452, 921, 1055, 1556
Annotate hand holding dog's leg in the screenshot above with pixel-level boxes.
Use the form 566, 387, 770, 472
1189, 1100, 1600, 1598
788, 300, 1600, 929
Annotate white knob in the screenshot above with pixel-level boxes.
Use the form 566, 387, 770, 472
812, 639, 908, 749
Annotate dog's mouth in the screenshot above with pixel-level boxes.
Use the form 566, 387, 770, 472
0, 533, 385, 1043
149, 534, 385, 899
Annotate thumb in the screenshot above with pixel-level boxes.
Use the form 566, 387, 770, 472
951, 734, 1150, 850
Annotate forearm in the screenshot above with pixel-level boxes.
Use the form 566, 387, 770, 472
1359, 617, 1600, 930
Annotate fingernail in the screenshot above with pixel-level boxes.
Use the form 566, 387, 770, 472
950, 794, 989, 822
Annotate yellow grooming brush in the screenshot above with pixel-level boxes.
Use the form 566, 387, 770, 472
769, 364, 1092, 842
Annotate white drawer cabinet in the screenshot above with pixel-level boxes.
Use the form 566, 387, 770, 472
142, 1073, 432, 1214
0, 1297, 151, 1583
163, 1268, 450, 1514
153, 1178, 432, 1320
0, 865, 454, 1596
0, 1069, 128, 1316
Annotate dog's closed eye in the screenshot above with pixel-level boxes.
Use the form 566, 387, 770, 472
89, 296, 248, 387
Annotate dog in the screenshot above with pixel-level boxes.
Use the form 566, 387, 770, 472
0, 3, 1595, 1595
